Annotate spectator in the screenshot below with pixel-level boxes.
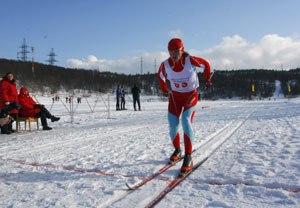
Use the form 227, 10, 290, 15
116, 85, 121, 110
120, 85, 126, 110
0, 72, 20, 134
18, 87, 60, 131
131, 84, 141, 111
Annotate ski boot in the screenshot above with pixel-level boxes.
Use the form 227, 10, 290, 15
179, 154, 193, 177
169, 148, 182, 163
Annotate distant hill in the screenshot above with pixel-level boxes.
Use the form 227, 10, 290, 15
0, 58, 158, 95
0, 58, 299, 99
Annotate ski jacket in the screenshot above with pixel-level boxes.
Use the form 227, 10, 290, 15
18, 87, 41, 117
116, 87, 122, 98
158, 55, 211, 94
131, 86, 141, 98
0, 77, 19, 114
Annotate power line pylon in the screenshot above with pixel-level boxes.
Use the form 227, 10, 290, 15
47, 48, 58, 65
18, 38, 30, 61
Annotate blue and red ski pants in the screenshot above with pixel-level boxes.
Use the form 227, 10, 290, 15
168, 90, 198, 154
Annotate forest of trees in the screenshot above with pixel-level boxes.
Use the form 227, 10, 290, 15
203, 69, 300, 99
0, 58, 300, 99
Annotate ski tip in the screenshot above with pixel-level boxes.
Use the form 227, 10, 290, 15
125, 183, 134, 190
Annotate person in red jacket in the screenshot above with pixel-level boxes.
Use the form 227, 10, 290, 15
18, 87, 60, 130
0, 72, 20, 134
158, 38, 211, 175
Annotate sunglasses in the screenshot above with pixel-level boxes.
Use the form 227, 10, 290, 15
169, 48, 182, 55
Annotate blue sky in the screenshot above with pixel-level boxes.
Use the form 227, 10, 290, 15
1, 0, 300, 74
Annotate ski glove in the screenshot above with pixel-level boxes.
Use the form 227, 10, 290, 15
205, 80, 212, 89
5, 102, 21, 111
163, 91, 169, 97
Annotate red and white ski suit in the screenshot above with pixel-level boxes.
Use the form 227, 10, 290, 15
158, 55, 211, 154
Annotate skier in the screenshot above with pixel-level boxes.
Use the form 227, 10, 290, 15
158, 38, 211, 175
131, 84, 141, 111
18, 87, 60, 130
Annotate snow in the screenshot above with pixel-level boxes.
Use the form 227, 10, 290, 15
1, 95, 300, 208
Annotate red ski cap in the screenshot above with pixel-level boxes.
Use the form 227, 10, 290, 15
168, 38, 184, 51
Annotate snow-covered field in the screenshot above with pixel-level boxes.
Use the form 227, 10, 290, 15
1, 95, 300, 208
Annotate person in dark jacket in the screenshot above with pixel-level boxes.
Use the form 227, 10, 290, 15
131, 84, 141, 111
18, 87, 60, 130
0, 72, 20, 134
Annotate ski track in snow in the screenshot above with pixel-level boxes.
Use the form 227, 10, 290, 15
107, 107, 255, 208
0, 96, 300, 208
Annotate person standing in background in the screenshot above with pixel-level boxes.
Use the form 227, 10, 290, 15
120, 85, 126, 110
131, 84, 141, 111
116, 85, 121, 110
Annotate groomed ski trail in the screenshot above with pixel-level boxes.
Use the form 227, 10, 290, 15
100, 109, 254, 208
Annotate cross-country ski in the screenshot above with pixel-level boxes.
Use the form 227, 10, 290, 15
146, 157, 209, 208
125, 157, 183, 190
